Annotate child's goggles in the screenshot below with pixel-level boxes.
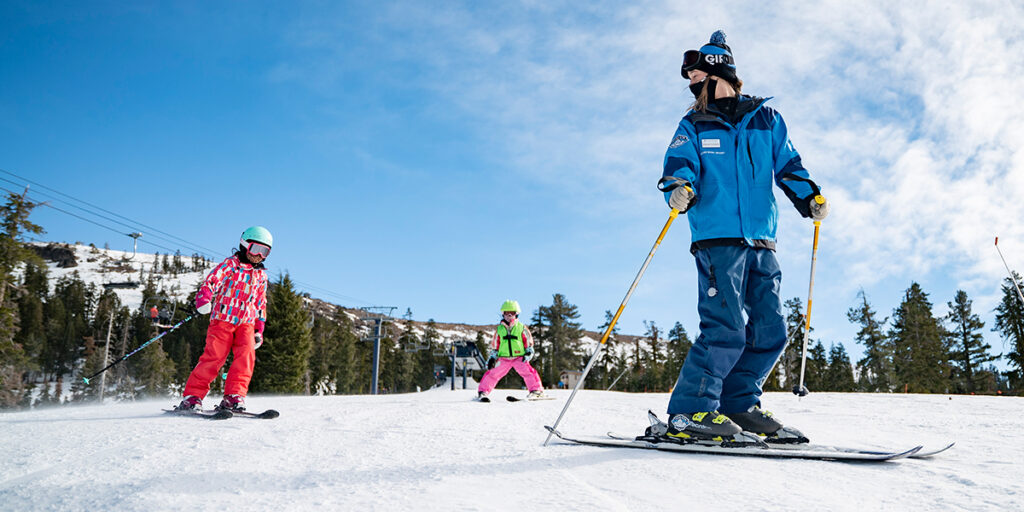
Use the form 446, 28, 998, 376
246, 241, 271, 258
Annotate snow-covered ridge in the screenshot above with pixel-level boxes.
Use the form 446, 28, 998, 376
31, 242, 623, 354
29, 242, 212, 313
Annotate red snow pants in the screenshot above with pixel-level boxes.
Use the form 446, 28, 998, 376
183, 319, 256, 399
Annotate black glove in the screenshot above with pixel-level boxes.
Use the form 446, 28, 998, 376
486, 354, 496, 370
522, 346, 534, 363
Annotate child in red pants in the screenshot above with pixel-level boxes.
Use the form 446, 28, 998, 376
175, 226, 271, 413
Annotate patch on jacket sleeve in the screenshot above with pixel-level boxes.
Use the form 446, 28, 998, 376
669, 134, 690, 148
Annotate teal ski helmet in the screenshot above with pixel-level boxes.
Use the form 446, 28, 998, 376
240, 226, 273, 249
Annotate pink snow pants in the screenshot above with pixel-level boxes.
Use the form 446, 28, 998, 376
478, 357, 543, 393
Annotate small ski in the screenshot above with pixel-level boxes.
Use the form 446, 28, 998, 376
506, 395, 555, 402
606, 433, 954, 459
223, 409, 280, 419
162, 408, 233, 420
546, 427, 920, 462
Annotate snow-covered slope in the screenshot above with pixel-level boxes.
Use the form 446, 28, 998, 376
0, 390, 1018, 511
31, 242, 211, 312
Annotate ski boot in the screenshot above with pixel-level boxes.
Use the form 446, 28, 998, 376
727, 405, 809, 444
640, 410, 764, 447
216, 394, 246, 412
174, 395, 202, 412
477, 391, 491, 403
527, 390, 547, 399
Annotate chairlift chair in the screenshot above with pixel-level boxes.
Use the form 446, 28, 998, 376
143, 295, 177, 328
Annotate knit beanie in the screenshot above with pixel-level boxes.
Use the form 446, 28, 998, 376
681, 30, 738, 84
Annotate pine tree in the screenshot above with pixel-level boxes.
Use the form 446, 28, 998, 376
803, 341, 828, 391
531, 294, 583, 387
781, 297, 807, 390
308, 311, 338, 394
945, 290, 996, 393
473, 330, 488, 360
128, 312, 176, 397
593, 310, 620, 389
823, 343, 856, 391
638, 320, 662, 392
890, 283, 950, 393
665, 322, 692, 391
416, 319, 442, 390
0, 190, 44, 408
994, 272, 1024, 393
398, 309, 422, 354
847, 290, 893, 392
250, 274, 313, 394
329, 310, 360, 394
15, 261, 47, 384
40, 273, 95, 382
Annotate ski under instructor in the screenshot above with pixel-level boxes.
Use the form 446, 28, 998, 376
658, 31, 828, 443
175, 226, 272, 413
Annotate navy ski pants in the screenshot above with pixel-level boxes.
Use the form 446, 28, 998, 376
667, 245, 787, 415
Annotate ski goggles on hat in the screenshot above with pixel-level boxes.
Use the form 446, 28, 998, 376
681, 49, 702, 77
246, 241, 271, 258
681, 47, 734, 78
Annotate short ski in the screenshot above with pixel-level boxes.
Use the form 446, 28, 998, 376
605, 433, 954, 459
507, 395, 556, 402
162, 408, 232, 420
546, 427, 921, 462
222, 409, 280, 419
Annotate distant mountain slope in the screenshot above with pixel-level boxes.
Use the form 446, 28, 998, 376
30, 241, 642, 363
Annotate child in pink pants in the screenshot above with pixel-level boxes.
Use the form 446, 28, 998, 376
477, 300, 544, 400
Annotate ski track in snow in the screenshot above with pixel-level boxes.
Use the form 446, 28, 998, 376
0, 390, 1021, 511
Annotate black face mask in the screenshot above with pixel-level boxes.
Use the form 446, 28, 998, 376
689, 77, 719, 101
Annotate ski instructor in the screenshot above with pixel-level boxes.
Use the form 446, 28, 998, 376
658, 31, 828, 443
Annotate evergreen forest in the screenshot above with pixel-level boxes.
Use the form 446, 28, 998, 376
2, 192, 1023, 410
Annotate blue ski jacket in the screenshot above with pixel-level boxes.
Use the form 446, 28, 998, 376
662, 95, 820, 252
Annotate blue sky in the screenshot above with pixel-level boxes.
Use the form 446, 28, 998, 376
3, 1, 1023, 368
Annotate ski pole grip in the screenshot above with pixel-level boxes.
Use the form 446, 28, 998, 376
657, 176, 692, 193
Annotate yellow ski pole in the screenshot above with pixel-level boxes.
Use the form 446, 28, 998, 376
793, 212, 823, 397
544, 207, 681, 445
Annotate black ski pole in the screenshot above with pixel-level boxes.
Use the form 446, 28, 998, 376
82, 314, 196, 384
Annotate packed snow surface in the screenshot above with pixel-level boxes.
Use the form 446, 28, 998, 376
1, 390, 1020, 511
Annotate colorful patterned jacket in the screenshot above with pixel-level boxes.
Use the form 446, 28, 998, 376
195, 254, 268, 332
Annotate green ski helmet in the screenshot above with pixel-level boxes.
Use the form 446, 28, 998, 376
500, 300, 521, 314
240, 226, 273, 250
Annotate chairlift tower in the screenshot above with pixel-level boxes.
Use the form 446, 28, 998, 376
359, 306, 396, 395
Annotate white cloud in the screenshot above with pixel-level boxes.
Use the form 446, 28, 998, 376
272, 0, 1024, 348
